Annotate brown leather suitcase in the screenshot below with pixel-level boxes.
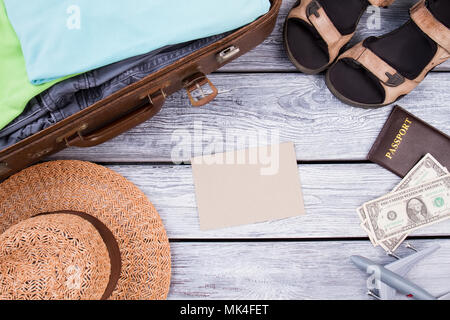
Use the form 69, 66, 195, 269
0, 0, 281, 181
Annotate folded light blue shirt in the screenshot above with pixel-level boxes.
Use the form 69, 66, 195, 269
4, 0, 270, 85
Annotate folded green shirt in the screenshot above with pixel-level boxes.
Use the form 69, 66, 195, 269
0, 0, 69, 131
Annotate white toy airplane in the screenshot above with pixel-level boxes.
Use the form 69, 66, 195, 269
351, 244, 450, 300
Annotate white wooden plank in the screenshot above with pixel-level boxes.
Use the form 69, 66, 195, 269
168, 240, 450, 299
220, 0, 450, 72
104, 163, 450, 239
51, 72, 450, 162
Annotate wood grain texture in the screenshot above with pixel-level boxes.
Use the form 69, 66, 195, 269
220, 0, 450, 72
6, 0, 448, 301
169, 240, 450, 299
51, 72, 450, 162
105, 163, 450, 239
40, 0, 450, 300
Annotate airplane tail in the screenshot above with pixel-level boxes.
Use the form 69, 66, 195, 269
438, 292, 450, 300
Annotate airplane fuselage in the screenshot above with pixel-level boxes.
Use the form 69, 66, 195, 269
351, 255, 437, 300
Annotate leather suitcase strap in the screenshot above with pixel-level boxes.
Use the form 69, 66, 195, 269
63, 90, 166, 148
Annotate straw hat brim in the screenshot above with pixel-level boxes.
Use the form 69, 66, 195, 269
0, 160, 171, 300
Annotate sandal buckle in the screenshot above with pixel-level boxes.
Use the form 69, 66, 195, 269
385, 72, 405, 87
307, 0, 321, 18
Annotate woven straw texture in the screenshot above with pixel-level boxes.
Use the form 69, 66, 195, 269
0, 160, 171, 300
0, 214, 111, 300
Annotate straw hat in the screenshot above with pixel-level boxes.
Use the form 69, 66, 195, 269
0, 160, 171, 300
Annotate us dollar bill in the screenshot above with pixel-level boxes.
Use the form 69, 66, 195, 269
378, 236, 407, 253
358, 207, 376, 246
393, 153, 448, 192
380, 154, 447, 251
358, 154, 448, 252
358, 207, 407, 251
364, 175, 450, 243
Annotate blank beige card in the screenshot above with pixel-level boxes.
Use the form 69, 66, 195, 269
191, 142, 305, 230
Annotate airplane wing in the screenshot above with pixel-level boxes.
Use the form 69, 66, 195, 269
377, 244, 440, 300
438, 292, 450, 300
384, 244, 440, 276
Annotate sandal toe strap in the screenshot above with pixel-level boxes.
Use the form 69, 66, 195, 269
339, 43, 417, 104
306, 1, 342, 46
411, 0, 450, 53
341, 43, 406, 87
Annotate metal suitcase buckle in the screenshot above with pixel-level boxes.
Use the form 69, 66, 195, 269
217, 45, 240, 64
183, 73, 218, 107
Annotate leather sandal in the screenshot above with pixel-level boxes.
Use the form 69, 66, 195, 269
326, 0, 450, 108
284, 0, 395, 74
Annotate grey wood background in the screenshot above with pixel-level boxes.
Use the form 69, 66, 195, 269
50, 0, 450, 299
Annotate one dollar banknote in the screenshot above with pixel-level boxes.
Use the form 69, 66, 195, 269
364, 175, 450, 243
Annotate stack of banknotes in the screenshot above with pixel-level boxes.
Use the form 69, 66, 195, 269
358, 154, 450, 253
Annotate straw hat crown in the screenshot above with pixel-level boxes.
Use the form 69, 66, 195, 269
0, 213, 111, 300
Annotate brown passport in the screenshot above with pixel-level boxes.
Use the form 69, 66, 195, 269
368, 105, 450, 177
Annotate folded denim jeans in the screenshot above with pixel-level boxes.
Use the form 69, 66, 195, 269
0, 33, 227, 150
